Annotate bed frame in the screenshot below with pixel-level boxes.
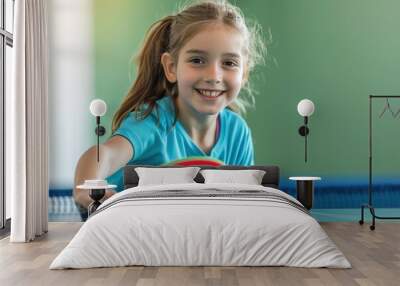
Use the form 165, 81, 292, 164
123, 165, 280, 189
83, 165, 280, 219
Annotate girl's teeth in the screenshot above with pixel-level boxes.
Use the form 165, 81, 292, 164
197, 89, 222, 97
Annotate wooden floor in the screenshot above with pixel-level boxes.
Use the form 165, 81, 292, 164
0, 222, 399, 286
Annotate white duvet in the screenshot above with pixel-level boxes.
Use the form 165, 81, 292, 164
50, 183, 351, 269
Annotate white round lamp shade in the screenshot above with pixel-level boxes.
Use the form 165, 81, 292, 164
89, 99, 107, 117
297, 99, 315, 117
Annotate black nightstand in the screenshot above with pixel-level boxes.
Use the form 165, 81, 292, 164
289, 176, 321, 210
77, 180, 116, 217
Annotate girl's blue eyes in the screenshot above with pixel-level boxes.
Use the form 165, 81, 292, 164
188, 58, 239, 67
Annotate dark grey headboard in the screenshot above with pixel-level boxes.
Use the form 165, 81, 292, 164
124, 165, 280, 189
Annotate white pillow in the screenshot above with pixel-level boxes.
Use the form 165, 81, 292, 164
200, 169, 266, 185
135, 167, 201, 186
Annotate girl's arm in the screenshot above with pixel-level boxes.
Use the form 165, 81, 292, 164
73, 135, 134, 209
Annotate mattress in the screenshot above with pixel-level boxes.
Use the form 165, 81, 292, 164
50, 183, 351, 269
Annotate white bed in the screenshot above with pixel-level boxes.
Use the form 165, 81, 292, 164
50, 183, 351, 269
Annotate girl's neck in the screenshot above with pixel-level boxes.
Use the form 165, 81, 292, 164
176, 100, 218, 154
179, 111, 217, 137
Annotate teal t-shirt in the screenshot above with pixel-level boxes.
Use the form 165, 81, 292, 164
106, 96, 254, 191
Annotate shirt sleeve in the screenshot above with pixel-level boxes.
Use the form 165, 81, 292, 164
112, 112, 166, 162
238, 126, 255, 166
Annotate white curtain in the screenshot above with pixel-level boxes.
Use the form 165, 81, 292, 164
8, 0, 49, 242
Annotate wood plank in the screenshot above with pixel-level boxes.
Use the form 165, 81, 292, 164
0, 222, 399, 286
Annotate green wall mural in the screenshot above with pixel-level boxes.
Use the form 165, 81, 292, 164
94, 0, 400, 179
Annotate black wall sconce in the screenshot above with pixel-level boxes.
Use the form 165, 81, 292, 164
77, 99, 116, 216
89, 99, 107, 162
297, 99, 315, 162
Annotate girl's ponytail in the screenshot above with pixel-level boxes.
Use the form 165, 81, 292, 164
112, 16, 176, 133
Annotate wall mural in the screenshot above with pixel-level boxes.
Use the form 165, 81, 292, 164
49, 0, 400, 221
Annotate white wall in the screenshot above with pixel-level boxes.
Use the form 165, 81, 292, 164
48, 0, 94, 189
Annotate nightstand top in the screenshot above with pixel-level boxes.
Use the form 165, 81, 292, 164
289, 176, 321, 181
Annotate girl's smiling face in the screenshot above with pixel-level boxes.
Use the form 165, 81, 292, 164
162, 23, 247, 117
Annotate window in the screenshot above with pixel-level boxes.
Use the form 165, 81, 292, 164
0, 0, 14, 235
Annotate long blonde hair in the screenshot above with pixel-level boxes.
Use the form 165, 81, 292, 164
112, 0, 266, 133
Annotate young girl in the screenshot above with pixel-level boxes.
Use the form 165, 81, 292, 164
74, 0, 266, 212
